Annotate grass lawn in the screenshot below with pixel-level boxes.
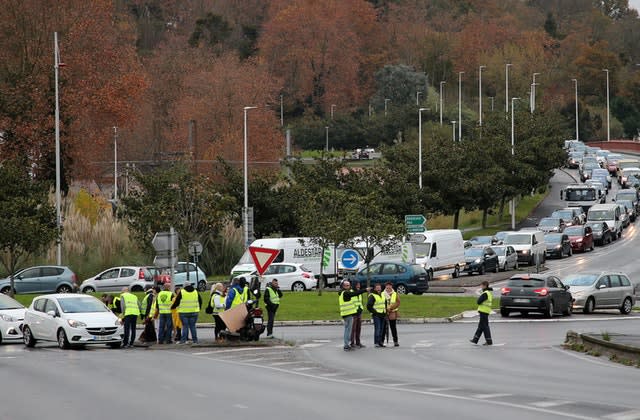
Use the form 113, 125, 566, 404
10, 291, 499, 321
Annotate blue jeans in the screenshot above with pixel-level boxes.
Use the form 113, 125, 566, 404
342, 315, 354, 349
373, 316, 385, 345
179, 313, 198, 343
158, 313, 173, 343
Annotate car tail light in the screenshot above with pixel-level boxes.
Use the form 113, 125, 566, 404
72, 273, 78, 285
139, 269, 145, 279
534, 288, 549, 296
302, 272, 311, 278
501, 287, 511, 295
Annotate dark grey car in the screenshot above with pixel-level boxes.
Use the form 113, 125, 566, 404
500, 274, 573, 318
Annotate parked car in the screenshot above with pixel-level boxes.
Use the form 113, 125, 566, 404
22, 294, 124, 349
0, 266, 78, 295
82, 266, 154, 293
562, 207, 586, 224
491, 245, 519, 271
0, 293, 25, 344
462, 246, 499, 275
537, 217, 566, 233
562, 272, 635, 314
617, 199, 637, 222
500, 274, 573, 318
502, 230, 546, 266
468, 235, 497, 246
493, 231, 512, 245
550, 209, 580, 227
584, 221, 613, 246
544, 233, 572, 259
236, 263, 317, 292
354, 262, 429, 295
563, 225, 594, 253
173, 262, 207, 291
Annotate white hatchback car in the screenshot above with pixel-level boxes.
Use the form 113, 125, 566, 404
22, 294, 124, 349
237, 263, 317, 292
0, 294, 25, 344
81, 266, 154, 293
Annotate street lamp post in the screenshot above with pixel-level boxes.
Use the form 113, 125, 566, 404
530, 73, 540, 113
479, 65, 486, 126
331, 104, 336, 120
511, 97, 520, 230
451, 121, 457, 142
54, 32, 64, 265
384, 99, 390, 117
418, 108, 429, 189
416, 91, 422, 106
490, 97, 494, 111
458, 71, 464, 140
572, 79, 579, 141
113, 126, 118, 203
325, 126, 329, 152
505, 63, 512, 114
603, 69, 610, 142
243, 106, 257, 248
439, 81, 446, 125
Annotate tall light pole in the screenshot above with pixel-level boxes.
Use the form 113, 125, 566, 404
530, 72, 540, 113
439, 81, 446, 125
505, 63, 512, 114
331, 104, 336, 120
416, 91, 422, 106
479, 65, 486, 126
243, 106, 257, 248
451, 121, 457, 142
54, 32, 64, 266
113, 126, 118, 203
418, 108, 429, 189
458, 71, 464, 140
325, 126, 329, 152
384, 98, 390, 117
572, 79, 579, 141
603, 69, 610, 142
490, 96, 494, 111
511, 97, 520, 230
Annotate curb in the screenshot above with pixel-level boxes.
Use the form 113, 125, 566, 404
565, 330, 640, 367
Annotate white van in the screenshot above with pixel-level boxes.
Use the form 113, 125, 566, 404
502, 230, 546, 266
587, 204, 622, 239
371, 230, 465, 280
231, 237, 337, 281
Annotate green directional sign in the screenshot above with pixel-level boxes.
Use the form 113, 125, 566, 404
405, 214, 426, 233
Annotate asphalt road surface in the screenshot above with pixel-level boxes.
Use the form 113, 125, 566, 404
2, 165, 640, 420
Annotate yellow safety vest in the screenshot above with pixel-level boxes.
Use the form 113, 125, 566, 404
121, 292, 140, 317
178, 289, 200, 313
478, 290, 493, 314
338, 291, 357, 317
352, 291, 363, 311
141, 293, 155, 317
157, 290, 173, 314
386, 291, 398, 312
372, 293, 386, 314
210, 291, 225, 315
266, 286, 280, 305
231, 286, 248, 308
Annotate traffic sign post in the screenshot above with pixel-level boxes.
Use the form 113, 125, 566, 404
248, 246, 280, 276
152, 228, 179, 290
340, 249, 360, 270
405, 214, 427, 233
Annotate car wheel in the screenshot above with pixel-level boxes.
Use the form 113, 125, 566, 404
57, 329, 70, 349
494, 262, 499, 273
478, 265, 485, 275
197, 280, 206, 292
82, 286, 95, 294
452, 266, 460, 278
545, 300, 554, 318
500, 308, 510, 317
583, 297, 595, 314
56, 284, 72, 293
131, 285, 143, 292
23, 326, 36, 348
562, 302, 572, 316
396, 284, 408, 295
427, 269, 433, 283
568, 248, 573, 257
108, 342, 122, 349
0, 286, 11, 295
291, 281, 306, 292
620, 297, 633, 315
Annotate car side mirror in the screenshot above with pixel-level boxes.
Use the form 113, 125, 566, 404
47, 310, 57, 317
565, 285, 570, 290
560, 190, 564, 199
598, 284, 607, 289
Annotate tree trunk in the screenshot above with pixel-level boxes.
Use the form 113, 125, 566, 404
453, 209, 460, 229
482, 208, 488, 229
498, 197, 506, 222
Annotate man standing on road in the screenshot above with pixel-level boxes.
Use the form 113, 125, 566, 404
383, 282, 400, 347
171, 281, 202, 344
264, 279, 283, 338
367, 283, 387, 348
470, 280, 493, 345
120, 287, 140, 348
350, 281, 365, 348
156, 283, 174, 344
339, 280, 370, 351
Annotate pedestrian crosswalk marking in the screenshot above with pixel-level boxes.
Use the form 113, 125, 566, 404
531, 401, 571, 408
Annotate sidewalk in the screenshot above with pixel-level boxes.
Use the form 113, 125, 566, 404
565, 331, 640, 367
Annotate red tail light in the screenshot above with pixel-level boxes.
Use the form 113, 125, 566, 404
534, 288, 549, 296
72, 273, 78, 285
139, 269, 145, 279
302, 272, 311, 278
501, 287, 511, 295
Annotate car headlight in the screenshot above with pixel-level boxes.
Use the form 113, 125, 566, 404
115, 319, 122, 326
67, 319, 87, 328
522, 249, 529, 254
576, 238, 583, 242
555, 245, 561, 249
474, 258, 481, 264
0, 314, 16, 322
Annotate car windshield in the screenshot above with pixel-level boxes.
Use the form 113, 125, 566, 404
538, 219, 558, 227
616, 192, 637, 202
300, 265, 312, 273
552, 210, 571, 219
470, 236, 491, 244
563, 274, 597, 287
490, 246, 506, 255
503, 234, 531, 245
588, 210, 613, 221
545, 234, 562, 243
465, 248, 484, 257
618, 200, 633, 209
57, 297, 109, 313
507, 278, 545, 287
585, 222, 603, 231
0, 294, 24, 310
565, 188, 596, 201
411, 265, 427, 275
563, 226, 583, 235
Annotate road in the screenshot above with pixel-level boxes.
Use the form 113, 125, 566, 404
2, 164, 640, 420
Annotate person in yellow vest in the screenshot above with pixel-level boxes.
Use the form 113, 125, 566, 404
470, 280, 493, 345
171, 286, 182, 342
225, 277, 249, 310
383, 282, 401, 347
349, 281, 365, 348
264, 279, 283, 338
210, 283, 226, 341
171, 281, 202, 344
156, 283, 174, 344
367, 283, 387, 348
339, 280, 370, 351
120, 287, 140, 348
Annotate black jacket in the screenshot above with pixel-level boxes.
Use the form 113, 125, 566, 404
477, 287, 494, 305
171, 285, 203, 310
264, 285, 283, 311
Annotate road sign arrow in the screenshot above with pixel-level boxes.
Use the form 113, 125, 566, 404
404, 215, 426, 226
341, 249, 360, 270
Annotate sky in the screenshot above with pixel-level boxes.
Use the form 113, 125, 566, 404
631, 0, 640, 13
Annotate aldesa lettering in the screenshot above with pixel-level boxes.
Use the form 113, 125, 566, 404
293, 247, 323, 258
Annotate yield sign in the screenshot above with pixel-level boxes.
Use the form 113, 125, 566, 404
248, 246, 280, 276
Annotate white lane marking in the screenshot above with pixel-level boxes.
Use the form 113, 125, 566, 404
472, 393, 512, 399
351, 377, 377, 382
531, 401, 572, 408
194, 393, 207, 398
388, 383, 419, 387
292, 367, 315, 371
269, 361, 302, 366
551, 347, 629, 370
233, 404, 248, 409
312, 339, 331, 343
241, 358, 265, 363
426, 387, 460, 392
456, 316, 640, 324
320, 372, 345, 377
604, 410, 640, 420
0, 356, 17, 359
300, 343, 325, 348
192, 346, 289, 355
